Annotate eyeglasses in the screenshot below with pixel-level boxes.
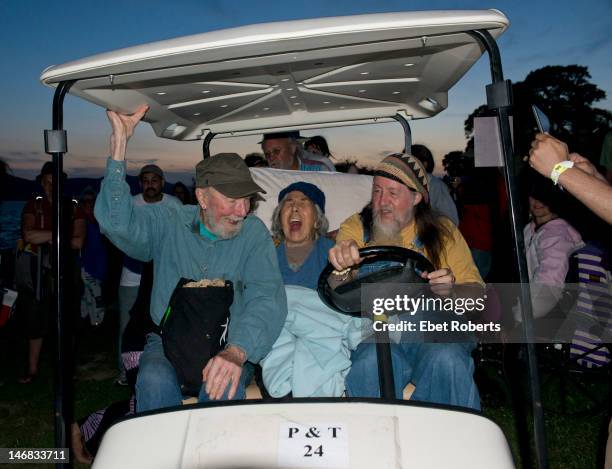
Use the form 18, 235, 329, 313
264, 148, 282, 159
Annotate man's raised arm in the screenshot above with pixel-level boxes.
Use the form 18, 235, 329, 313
107, 105, 149, 161
94, 105, 158, 261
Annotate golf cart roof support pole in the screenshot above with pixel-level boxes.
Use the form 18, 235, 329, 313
392, 113, 412, 154
375, 331, 396, 400
202, 131, 216, 159
468, 29, 549, 469
45, 79, 75, 469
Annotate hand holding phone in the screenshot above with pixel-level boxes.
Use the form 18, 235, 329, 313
524, 105, 552, 163
532, 105, 551, 134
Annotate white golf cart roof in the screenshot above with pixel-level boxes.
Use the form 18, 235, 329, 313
41, 10, 508, 141
41, 11, 523, 469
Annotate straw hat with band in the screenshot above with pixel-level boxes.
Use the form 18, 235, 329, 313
195, 153, 266, 199
374, 153, 430, 205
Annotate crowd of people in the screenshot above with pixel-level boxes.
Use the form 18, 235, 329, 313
0, 105, 610, 466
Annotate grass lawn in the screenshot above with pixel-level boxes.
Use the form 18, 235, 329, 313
0, 316, 130, 468
0, 316, 608, 468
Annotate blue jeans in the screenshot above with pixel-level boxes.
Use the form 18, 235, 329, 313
136, 334, 251, 412
346, 342, 480, 410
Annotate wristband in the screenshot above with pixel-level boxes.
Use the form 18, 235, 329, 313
550, 161, 574, 185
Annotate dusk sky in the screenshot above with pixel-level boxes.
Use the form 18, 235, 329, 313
1, 0, 611, 183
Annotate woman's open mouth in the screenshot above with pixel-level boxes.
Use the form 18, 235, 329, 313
289, 218, 302, 232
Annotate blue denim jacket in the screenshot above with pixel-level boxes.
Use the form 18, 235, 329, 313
95, 158, 287, 363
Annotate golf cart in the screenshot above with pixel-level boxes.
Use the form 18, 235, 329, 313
41, 10, 545, 468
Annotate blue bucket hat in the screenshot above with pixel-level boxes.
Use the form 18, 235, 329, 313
278, 182, 326, 213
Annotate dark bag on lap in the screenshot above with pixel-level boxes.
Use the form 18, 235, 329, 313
160, 278, 233, 396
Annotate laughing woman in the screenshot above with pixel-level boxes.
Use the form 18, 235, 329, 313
264, 182, 364, 398
271, 182, 333, 289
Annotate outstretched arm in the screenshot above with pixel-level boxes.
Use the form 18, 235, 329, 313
529, 133, 612, 224
557, 167, 612, 224
95, 105, 161, 261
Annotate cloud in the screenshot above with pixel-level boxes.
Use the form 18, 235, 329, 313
513, 28, 612, 65
126, 158, 160, 166
6, 150, 44, 157
1, 155, 44, 164
0, 152, 47, 164
576, 34, 612, 55
3, 150, 46, 159
210, 0, 229, 14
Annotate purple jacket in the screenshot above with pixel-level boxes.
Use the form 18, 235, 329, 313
524, 218, 583, 285
521, 218, 584, 319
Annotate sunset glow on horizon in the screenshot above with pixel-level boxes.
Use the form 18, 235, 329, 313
2, 0, 610, 183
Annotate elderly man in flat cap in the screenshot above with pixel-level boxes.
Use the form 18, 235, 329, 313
96, 105, 287, 412
328, 153, 483, 409
115, 162, 181, 386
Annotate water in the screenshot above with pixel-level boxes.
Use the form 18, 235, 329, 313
0, 201, 25, 250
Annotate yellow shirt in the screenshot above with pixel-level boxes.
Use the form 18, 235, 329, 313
336, 213, 483, 285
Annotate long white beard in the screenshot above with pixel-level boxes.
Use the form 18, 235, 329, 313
371, 212, 403, 246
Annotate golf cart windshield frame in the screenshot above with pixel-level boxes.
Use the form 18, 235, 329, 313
44, 26, 548, 469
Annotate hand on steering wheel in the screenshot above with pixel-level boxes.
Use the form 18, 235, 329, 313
329, 241, 454, 284
328, 239, 362, 272
319, 245, 434, 316
421, 268, 455, 296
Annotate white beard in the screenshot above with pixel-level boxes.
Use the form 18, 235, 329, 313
203, 209, 244, 240
371, 212, 403, 246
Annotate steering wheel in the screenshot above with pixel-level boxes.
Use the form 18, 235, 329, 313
317, 246, 434, 316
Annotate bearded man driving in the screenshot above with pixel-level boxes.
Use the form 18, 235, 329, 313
328, 153, 483, 409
